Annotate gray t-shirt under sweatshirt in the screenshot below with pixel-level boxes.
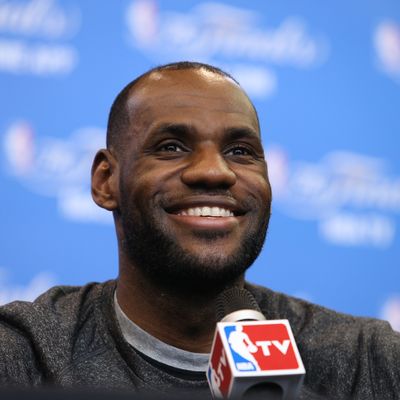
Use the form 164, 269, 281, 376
114, 291, 209, 372
0, 280, 399, 399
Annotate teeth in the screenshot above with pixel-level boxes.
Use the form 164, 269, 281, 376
177, 206, 234, 217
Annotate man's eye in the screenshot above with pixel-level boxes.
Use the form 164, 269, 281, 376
226, 146, 252, 156
158, 143, 184, 152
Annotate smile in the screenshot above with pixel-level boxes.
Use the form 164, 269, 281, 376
176, 206, 234, 217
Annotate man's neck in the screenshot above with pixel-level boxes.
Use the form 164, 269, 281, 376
116, 264, 244, 353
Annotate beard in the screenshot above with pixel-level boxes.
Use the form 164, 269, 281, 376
119, 196, 270, 294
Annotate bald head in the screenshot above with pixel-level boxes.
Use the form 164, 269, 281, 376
106, 61, 259, 157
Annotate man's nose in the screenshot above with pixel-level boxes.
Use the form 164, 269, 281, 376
181, 146, 237, 189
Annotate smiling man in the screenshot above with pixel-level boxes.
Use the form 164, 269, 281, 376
91, 63, 271, 356
0, 62, 399, 399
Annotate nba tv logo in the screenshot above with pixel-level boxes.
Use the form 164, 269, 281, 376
224, 322, 299, 372
207, 320, 305, 398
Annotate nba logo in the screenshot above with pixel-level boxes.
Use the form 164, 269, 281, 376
207, 320, 305, 399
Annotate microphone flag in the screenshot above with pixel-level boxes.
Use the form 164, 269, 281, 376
207, 319, 305, 399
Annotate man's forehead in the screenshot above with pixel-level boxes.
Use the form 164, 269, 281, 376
126, 68, 258, 125
137, 68, 239, 89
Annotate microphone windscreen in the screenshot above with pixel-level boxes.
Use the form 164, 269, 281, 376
216, 287, 262, 321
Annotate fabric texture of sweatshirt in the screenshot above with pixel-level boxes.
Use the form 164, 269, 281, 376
0, 280, 399, 399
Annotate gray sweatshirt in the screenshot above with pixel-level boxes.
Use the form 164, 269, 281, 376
0, 280, 399, 399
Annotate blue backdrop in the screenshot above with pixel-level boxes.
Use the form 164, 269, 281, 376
1, 0, 399, 330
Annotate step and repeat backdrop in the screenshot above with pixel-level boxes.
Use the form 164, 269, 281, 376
1, 0, 399, 329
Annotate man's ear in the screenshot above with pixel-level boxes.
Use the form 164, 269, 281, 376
91, 149, 119, 211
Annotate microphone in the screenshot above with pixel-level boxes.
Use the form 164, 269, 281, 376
207, 287, 305, 399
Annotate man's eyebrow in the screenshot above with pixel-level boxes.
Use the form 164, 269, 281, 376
224, 127, 260, 140
149, 123, 260, 141
152, 123, 192, 137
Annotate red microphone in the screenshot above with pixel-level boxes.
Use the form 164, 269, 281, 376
207, 287, 305, 399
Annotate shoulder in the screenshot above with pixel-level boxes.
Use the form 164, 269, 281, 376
0, 280, 116, 384
0, 280, 115, 327
245, 281, 395, 336
246, 281, 400, 398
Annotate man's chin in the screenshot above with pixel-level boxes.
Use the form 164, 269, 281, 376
121, 210, 268, 294
142, 256, 249, 295
125, 238, 250, 293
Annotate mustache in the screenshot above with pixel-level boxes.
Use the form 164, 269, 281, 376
160, 190, 259, 213
164, 189, 234, 199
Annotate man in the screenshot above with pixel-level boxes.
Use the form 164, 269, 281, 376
0, 62, 399, 399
